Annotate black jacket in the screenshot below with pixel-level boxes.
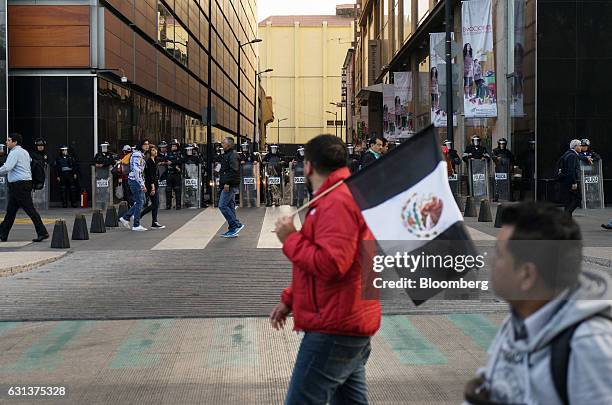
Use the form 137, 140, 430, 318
144, 158, 158, 191
560, 150, 581, 185
219, 148, 240, 187
360, 150, 378, 169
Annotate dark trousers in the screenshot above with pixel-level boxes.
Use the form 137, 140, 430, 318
59, 172, 78, 207
0, 181, 47, 238
121, 178, 134, 207
564, 186, 581, 215
166, 172, 182, 209
285, 332, 372, 405
140, 188, 159, 224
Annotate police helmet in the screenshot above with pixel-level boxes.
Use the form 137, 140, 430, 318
471, 135, 481, 146
0, 144, 5, 153
443, 139, 453, 148
347, 144, 354, 154
60, 145, 69, 151
100, 142, 110, 153
270, 145, 279, 154
581, 138, 590, 147
34, 138, 47, 147
170, 139, 180, 146
297, 145, 305, 157
498, 138, 507, 148
241, 142, 249, 152
158, 140, 168, 149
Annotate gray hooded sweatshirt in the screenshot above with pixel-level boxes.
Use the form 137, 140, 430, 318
475, 269, 612, 404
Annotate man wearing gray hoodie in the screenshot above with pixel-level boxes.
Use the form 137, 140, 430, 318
465, 202, 612, 405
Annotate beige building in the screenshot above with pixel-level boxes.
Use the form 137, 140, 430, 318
258, 6, 356, 145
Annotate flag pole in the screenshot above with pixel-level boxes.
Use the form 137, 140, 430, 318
292, 180, 345, 216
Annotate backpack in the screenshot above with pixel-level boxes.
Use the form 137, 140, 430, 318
550, 313, 612, 405
30, 159, 46, 190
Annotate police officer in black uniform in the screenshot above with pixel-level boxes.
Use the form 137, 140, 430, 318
580, 138, 601, 164
157, 141, 169, 163
165, 139, 184, 209
54, 145, 80, 208
94, 142, 116, 168
239, 142, 260, 164
492, 138, 514, 201
30, 139, 49, 167
462, 135, 491, 162
262, 144, 285, 207
0, 144, 7, 167
443, 140, 462, 168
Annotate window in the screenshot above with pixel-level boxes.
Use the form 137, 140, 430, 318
158, 1, 189, 67
403, 0, 412, 42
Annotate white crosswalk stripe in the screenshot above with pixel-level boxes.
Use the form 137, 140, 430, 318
152, 208, 226, 250
257, 206, 302, 249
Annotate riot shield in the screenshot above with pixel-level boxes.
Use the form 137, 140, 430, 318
291, 161, 307, 207
240, 162, 260, 207
92, 166, 113, 211
264, 162, 284, 207
32, 165, 50, 211
0, 174, 7, 211
581, 160, 605, 209
157, 165, 167, 210
182, 163, 201, 209
493, 156, 512, 201
447, 173, 460, 205
468, 159, 490, 201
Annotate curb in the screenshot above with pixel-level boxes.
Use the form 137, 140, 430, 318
583, 255, 612, 268
0, 252, 68, 278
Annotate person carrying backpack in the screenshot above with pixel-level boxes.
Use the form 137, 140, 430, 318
464, 202, 612, 405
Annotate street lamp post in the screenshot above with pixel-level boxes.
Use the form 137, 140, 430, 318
326, 111, 338, 137
277, 117, 288, 145
254, 68, 273, 151
238, 38, 262, 145
330, 102, 344, 142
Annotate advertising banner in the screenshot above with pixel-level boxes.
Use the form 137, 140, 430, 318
393, 72, 415, 138
511, 0, 525, 117
382, 84, 396, 140
429, 32, 458, 127
462, 0, 498, 118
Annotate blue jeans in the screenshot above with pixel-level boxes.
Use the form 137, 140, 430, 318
123, 180, 144, 227
219, 186, 241, 230
285, 332, 372, 405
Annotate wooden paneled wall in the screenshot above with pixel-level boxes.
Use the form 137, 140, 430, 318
8, 5, 90, 68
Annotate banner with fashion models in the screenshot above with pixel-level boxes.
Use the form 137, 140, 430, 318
393, 72, 415, 138
429, 32, 458, 128
382, 84, 396, 140
511, 0, 525, 117
462, 0, 498, 118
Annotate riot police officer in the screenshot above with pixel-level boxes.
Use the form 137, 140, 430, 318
54, 145, 80, 208
166, 139, 184, 209
580, 138, 601, 164
492, 138, 514, 201
347, 144, 360, 174
239, 142, 260, 164
462, 135, 491, 162
263, 144, 285, 207
157, 141, 169, 163
30, 139, 49, 167
492, 138, 514, 167
94, 142, 116, 168
443, 140, 462, 169
184, 144, 202, 164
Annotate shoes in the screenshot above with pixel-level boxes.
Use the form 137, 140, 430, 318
32, 234, 50, 243
151, 222, 166, 229
221, 230, 238, 238
166, 207, 172, 210
119, 217, 131, 229
233, 224, 245, 235
601, 224, 612, 230
176, 206, 182, 210
0, 236, 7, 242
132, 225, 148, 232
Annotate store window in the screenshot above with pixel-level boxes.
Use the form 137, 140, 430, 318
158, 1, 188, 67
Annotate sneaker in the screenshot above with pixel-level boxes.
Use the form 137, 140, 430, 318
233, 224, 245, 235
132, 225, 148, 232
221, 230, 238, 238
119, 217, 131, 229
151, 222, 166, 230
601, 224, 612, 230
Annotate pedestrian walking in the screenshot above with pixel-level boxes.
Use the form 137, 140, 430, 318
218, 137, 244, 238
464, 202, 612, 404
558, 139, 582, 216
271, 135, 381, 405
360, 137, 383, 169
0, 133, 49, 242
119, 139, 150, 231
140, 146, 165, 229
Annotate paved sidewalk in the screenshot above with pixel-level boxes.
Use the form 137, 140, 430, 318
0, 315, 504, 405
0, 251, 67, 277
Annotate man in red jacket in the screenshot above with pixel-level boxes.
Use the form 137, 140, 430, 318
271, 134, 381, 405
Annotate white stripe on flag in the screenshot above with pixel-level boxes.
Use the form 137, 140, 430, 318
362, 162, 463, 241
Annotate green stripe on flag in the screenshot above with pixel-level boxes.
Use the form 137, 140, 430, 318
380, 315, 447, 365
447, 314, 498, 350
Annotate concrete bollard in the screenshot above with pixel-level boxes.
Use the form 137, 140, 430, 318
495, 204, 507, 228
464, 196, 478, 217
105, 206, 119, 228
72, 214, 89, 240
478, 199, 493, 222
51, 219, 70, 249
90, 210, 106, 233
118, 201, 129, 218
